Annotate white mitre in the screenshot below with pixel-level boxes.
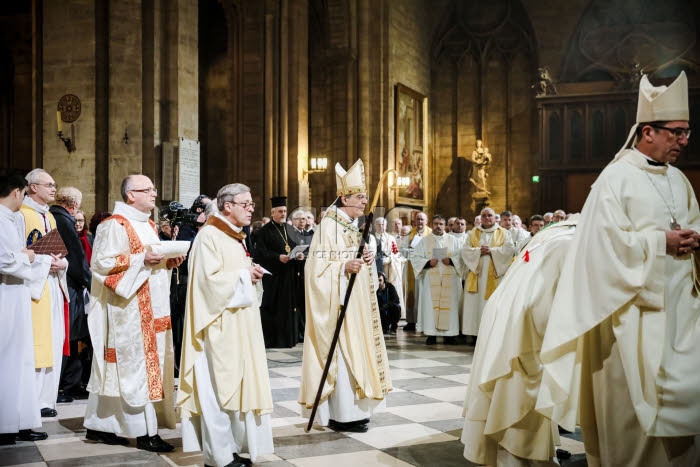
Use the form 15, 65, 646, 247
335, 159, 367, 195
613, 71, 689, 162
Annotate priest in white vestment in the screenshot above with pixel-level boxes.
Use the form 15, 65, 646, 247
179, 183, 273, 467
461, 207, 515, 339
20, 169, 68, 418
536, 72, 700, 466
501, 210, 530, 252
402, 212, 431, 331
299, 159, 392, 434
449, 217, 468, 249
0, 173, 48, 445
410, 215, 462, 345
374, 216, 406, 317
84, 175, 185, 452
462, 215, 580, 466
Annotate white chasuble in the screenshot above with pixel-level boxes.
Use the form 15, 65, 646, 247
537, 149, 700, 466
462, 219, 578, 465
461, 226, 515, 335
299, 207, 392, 420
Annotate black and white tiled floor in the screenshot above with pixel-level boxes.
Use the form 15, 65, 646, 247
1, 327, 587, 466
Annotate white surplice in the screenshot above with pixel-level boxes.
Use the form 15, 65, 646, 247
537, 149, 700, 466
410, 233, 462, 336
0, 206, 44, 434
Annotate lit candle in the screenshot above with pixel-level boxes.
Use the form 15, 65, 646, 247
56, 111, 63, 133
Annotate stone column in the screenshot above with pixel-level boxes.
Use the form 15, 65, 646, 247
42, 0, 97, 213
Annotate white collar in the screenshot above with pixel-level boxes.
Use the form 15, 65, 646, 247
113, 201, 152, 222
0, 204, 16, 220
477, 224, 499, 233
214, 213, 242, 232
23, 195, 49, 214
333, 205, 358, 226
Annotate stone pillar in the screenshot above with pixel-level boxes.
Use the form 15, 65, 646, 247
42, 0, 97, 214
287, 0, 308, 208
107, 0, 144, 206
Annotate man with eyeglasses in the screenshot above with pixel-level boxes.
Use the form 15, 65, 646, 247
538, 72, 700, 465
83, 174, 185, 453
299, 159, 392, 434
178, 183, 273, 467
19, 168, 69, 424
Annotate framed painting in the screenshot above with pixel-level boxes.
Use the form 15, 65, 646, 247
395, 83, 427, 206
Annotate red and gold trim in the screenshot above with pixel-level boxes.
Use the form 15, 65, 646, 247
103, 214, 164, 401
104, 347, 117, 363
153, 316, 172, 333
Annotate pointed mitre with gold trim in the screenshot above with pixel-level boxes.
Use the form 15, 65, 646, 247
335, 159, 367, 196
612, 71, 689, 162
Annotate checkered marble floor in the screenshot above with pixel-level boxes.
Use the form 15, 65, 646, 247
1, 327, 587, 466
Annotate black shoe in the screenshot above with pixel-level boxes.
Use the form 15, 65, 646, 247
466, 335, 478, 346
205, 460, 245, 467
233, 453, 252, 465
328, 419, 369, 433
0, 433, 16, 445
444, 336, 458, 345
56, 394, 73, 403
558, 425, 572, 434
85, 429, 129, 446
402, 323, 416, 331
425, 336, 437, 345
40, 408, 57, 418
556, 448, 572, 460
16, 429, 48, 442
136, 434, 174, 452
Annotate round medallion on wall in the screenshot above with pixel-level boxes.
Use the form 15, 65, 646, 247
57, 94, 81, 123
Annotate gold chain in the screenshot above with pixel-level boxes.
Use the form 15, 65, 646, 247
273, 221, 291, 253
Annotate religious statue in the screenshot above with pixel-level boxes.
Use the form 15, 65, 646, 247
469, 140, 492, 196
532, 67, 557, 96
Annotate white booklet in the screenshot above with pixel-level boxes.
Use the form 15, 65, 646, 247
431, 247, 447, 260
289, 244, 310, 259
148, 240, 190, 258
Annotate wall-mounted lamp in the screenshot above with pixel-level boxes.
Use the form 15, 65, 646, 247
394, 176, 410, 190
368, 169, 409, 212
303, 156, 329, 180
309, 156, 328, 173
56, 94, 80, 153
56, 111, 75, 153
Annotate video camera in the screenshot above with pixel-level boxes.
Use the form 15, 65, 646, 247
159, 201, 202, 229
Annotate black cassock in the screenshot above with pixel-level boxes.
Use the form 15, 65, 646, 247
254, 221, 302, 348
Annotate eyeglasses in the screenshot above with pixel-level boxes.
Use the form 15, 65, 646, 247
230, 201, 255, 210
75, 219, 85, 223
349, 194, 367, 201
130, 187, 158, 195
649, 124, 692, 140
33, 182, 57, 189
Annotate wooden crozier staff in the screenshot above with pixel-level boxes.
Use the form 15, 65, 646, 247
305, 169, 398, 432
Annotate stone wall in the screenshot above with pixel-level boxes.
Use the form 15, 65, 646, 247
388, 0, 432, 211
